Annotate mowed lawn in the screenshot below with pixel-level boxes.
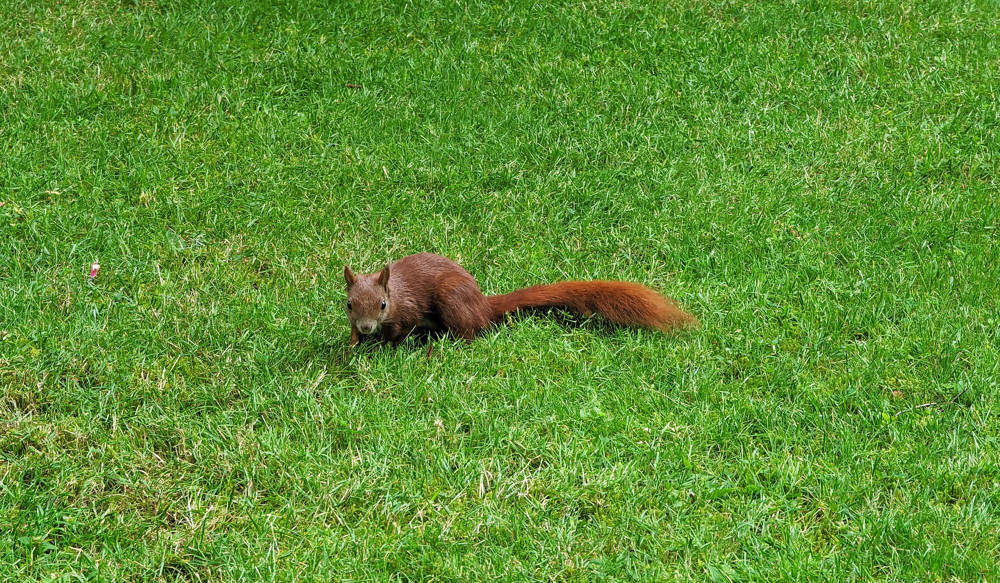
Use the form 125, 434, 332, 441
1, 0, 998, 580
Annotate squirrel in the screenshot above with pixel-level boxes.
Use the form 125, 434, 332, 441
343, 253, 698, 346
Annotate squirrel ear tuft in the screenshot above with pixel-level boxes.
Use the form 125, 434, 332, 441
376, 265, 391, 289
344, 265, 356, 287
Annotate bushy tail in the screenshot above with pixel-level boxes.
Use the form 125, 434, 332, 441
487, 281, 698, 331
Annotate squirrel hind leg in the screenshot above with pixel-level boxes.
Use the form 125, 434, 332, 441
441, 307, 490, 342
435, 278, 492, 342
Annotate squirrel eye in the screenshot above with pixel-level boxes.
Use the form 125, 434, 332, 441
346, 301, 352, 311
381, 300, 387, 310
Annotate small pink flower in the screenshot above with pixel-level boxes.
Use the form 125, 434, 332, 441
89, 261, 100, 279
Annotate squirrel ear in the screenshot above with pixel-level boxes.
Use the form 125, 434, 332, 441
376, 264, 391, 289
344, 265, 356, 287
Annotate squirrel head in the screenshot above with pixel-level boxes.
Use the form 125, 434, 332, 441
343, 264, 391, 335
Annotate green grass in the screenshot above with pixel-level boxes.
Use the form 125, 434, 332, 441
1, 0, 998, 580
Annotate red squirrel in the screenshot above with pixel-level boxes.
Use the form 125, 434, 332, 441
343, 253, 698, 346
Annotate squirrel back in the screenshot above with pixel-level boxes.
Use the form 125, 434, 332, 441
343, 253, 697, 346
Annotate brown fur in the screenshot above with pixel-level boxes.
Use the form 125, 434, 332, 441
344, 253, 698, 346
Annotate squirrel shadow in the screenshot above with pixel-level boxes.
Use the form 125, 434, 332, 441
500, 308, 637, 337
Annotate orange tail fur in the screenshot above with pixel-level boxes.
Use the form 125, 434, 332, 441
488, 281, 698, 331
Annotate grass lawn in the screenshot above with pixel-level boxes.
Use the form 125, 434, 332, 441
2, 0, 998, 580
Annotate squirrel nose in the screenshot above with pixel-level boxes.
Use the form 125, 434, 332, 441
358, 322, 375, 334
